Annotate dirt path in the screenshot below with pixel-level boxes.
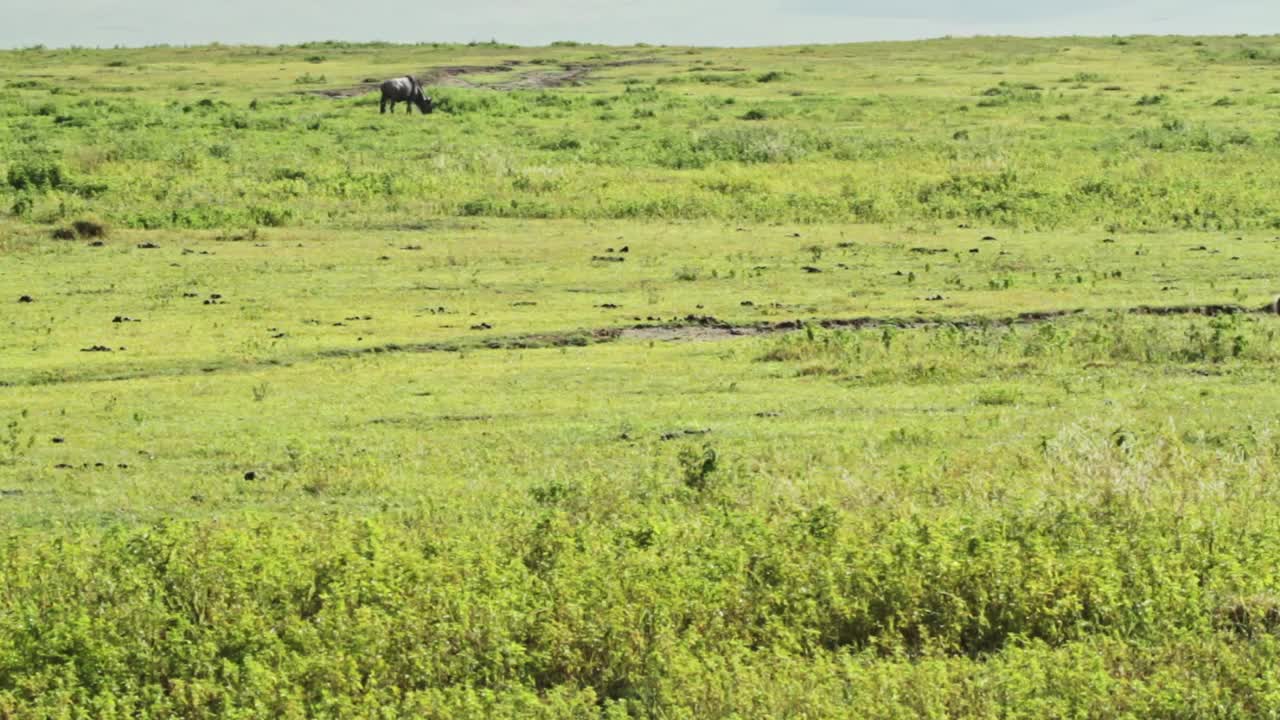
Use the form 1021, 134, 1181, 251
310, 57, 661, 98
7, 302, 1268, 389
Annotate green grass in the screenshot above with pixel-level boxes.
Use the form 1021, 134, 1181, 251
3, 36, 1280, 231
5, 35, 1280, 718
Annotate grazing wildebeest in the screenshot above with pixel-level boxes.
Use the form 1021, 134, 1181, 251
380, 76, 433, 114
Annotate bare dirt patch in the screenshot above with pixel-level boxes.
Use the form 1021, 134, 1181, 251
307, 65, 525, 99
312, 57, 662, 97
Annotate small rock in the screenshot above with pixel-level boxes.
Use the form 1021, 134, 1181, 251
51, 437, 64, 444
137, 242, 160, 249
243, 470, 257, 481
17, 295, 33, 303
660, 428, 712, 441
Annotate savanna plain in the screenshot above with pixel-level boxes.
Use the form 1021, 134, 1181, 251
5, 34, 1280, 718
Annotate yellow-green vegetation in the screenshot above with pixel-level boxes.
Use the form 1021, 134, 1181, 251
4, 36, 1280, 718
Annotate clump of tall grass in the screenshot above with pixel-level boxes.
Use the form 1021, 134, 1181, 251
762, 314, 1276, 383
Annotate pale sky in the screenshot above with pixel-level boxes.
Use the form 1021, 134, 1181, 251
2, 0, 1277, 49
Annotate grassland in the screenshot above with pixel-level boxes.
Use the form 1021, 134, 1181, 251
4, 35, 1280, 718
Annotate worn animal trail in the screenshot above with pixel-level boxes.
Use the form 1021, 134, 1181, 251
311, 57, 662, 98
6, 301, 1268, 390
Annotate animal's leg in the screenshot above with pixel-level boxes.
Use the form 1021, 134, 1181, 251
380, 98, 386, 114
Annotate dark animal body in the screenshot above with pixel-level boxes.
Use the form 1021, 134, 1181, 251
380, 76, 433, 114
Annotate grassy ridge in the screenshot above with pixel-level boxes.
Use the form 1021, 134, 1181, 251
3, 36, 1280, 230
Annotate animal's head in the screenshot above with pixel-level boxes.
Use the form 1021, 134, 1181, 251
414, 92, 435, 114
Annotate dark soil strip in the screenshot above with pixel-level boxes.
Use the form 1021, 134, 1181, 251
621, 303, 1262, 342
318, 328, 622, 358
2, 303, 1267, 388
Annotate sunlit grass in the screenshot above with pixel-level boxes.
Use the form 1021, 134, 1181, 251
5, 34, 1280, 718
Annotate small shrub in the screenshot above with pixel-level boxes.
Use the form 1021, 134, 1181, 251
71, 218, 108, 238
976, 388, 1021, 406
271, 167, 307, 181
1069, 72, 1106, 83
540, 136, 582, 151
677, 443, 717, 492
249, 205, 293, 227
740, 108, 769, 121
6, 157, 70, 192
10, 195, 33, 217
674, 266, 701, 282
460, 198, 497, 217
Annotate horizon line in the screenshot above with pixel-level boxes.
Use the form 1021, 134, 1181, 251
3, 31, 1278, 52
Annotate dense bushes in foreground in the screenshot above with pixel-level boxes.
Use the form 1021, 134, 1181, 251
5, 436, 1280, 717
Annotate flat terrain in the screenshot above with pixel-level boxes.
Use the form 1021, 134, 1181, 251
4, 36, 1280, 718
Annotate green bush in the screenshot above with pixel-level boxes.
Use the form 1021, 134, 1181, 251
6, 156, 70, 191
